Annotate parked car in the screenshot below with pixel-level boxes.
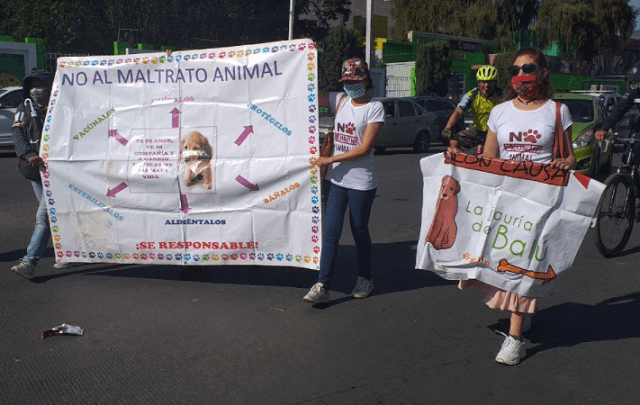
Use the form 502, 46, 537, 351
553, 91, 616, 177
413, 96, 464, 144
318, 96, 440, 153
376, 97, 440, 152
0, 86, 23, 149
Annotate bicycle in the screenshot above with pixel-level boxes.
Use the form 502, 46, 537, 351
449, 131, 487, 155
594, 136, 640, 257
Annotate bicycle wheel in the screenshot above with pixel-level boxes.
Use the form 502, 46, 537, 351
594, 173, 636, 257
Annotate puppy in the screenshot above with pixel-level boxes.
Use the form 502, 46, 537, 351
425, 175, 461, 250
180, 131, 213, 189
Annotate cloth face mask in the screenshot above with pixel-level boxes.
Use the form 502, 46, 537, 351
511, 75, 541, 102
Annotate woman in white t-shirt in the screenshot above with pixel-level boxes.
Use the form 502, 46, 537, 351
459, 47, 576, 365
303, 58, 385, 304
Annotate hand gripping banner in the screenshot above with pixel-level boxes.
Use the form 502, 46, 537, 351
41, 40, 322, 269
416, 153, 605, 297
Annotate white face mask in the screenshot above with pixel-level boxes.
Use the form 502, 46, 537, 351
343, 82, 366, 99
30, 87, 49, 105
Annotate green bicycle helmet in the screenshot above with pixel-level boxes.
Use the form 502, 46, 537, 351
476, 65, 498, 81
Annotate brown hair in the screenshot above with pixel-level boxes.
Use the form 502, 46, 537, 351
505, 47, 554, 101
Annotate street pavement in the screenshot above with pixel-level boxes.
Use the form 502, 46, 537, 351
1, 146, 640, 405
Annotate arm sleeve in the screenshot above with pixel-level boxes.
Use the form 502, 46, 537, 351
487, 106, 498, 133
560, 103, 573, 131
366, 100, 385, 124
329, 92, 346, 113
11, 104, 37, 160
456, 89, 477, 111
601, 89, 637, 131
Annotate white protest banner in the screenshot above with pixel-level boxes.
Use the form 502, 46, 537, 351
416, 153, 605, 297
41, 40, 322, 269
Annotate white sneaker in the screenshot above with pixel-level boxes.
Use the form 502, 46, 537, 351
495, 332, 526, 365
350, 276, 374, 298
11, 260, 35, 280
303, 283, 329, 304
53, 262, 78, 269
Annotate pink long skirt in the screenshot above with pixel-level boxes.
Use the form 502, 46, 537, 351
459, 279, 537, 314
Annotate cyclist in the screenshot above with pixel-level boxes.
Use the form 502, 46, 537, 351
442, 65, 503, 154
595, 62, 640, 142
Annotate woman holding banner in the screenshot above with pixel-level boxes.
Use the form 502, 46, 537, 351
303, 58, 385, 304
452, 47, 575, 365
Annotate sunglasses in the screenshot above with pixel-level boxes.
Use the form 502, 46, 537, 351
510, 63, 539, 76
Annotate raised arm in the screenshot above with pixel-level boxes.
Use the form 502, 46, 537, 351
596, 88, 639, 141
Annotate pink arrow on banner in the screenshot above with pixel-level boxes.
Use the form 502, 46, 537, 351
170, 108, 182, 128
234, 125, 254, 146
107, 182, 128, 197
235, 175, 259, 191
180, 194, 191, 213
108, 130, 129, 146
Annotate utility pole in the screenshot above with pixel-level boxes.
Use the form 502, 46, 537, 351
365, 0, 372, 67
289, 0, 295, 40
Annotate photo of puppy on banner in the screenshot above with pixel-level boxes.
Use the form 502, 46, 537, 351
179, 130, 216, 192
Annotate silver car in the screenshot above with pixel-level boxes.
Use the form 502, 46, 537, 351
0, 86, 23, 149
318, 97, 439, 153
376, 97, 439, 153
413, 96, 464, 145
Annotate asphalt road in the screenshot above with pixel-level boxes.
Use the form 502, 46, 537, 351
1, 145, 640, 405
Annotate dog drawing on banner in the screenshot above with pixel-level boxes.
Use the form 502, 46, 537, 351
425, 175, 461, 249
180, 131, 213, 189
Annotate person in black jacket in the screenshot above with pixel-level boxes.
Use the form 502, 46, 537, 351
10, 69, 55, 279
596, 64, 640, 141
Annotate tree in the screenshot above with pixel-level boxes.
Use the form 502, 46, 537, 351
0, 0, 114, 54
390, 0, 466, 41
318, 25, 358, 92
494, 0, 540, 51
391, 0, 540, 51
415, 41, 451, 97
0, 0, 352, 55
535, 0, 637, 60
295, 0, 352, 42
105, 0, 291, 50
391, 0, 637, 58
493, 52, 516, 91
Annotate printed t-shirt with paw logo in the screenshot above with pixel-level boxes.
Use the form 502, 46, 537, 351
487, 99, 572, 163
326, 92, 385, 191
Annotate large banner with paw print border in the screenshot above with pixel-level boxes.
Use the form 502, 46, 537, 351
41, 40, 322, 269
416, 153, 605, 297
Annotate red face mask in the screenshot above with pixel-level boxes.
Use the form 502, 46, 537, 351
511, 75, 541, 101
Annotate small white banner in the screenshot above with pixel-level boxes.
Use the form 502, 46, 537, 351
416, 153, 605, 297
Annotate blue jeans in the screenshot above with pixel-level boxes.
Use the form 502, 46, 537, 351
22, 180, 50, 264
318, 182, 376, 289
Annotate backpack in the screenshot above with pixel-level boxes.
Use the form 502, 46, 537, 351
16, 99, 44, 181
